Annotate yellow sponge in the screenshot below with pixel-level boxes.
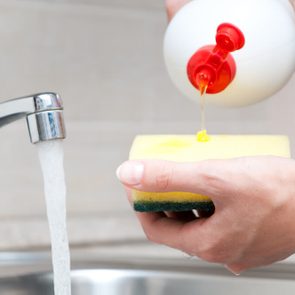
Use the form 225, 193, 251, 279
129, 134, 290, 212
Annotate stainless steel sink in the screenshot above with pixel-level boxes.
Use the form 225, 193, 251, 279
0, 252, 295, 294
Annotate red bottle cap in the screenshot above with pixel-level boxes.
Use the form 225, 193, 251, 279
187, 23, 245, 94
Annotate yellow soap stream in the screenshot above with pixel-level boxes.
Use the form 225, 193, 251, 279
197, 87, 210, 143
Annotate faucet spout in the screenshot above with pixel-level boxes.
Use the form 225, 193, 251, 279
0, 92, 66, 144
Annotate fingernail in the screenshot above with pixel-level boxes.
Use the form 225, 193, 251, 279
116, 161, 144, 187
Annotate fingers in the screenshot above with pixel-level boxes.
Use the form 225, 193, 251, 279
135, 208, 209, 254
135, 211, 187, 250
119, 157, 295, 273
117, 159, 237, 201
165, 0, 190, 21
126, 185, 192, 249
125, 187, 199, 250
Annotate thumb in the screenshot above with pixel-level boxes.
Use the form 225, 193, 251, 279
116, 159, 236, 200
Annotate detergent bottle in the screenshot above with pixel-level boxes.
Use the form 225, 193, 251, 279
163, 0, 295, 107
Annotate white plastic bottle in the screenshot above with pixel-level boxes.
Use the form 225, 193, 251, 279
163, 0, 295, 107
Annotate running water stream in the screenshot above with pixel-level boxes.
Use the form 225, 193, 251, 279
37, 140, 71, 295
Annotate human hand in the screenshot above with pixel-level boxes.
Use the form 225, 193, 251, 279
121, 0, 295, 274
166, 0, 295, 20
165, 0, 190, 21
117, 157, 295, 274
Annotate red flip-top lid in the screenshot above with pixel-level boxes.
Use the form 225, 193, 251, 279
187, 23, 245, 95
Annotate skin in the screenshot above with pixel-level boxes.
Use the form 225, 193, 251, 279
165, 0, 190, 21
117, 158, 295, 274
117, 0, 295, 274
165, 0, 295, 20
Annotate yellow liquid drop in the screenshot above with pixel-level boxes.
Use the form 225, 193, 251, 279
197, 129, 210, 142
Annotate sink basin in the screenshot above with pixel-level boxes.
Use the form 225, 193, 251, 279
0, 252, 295, 294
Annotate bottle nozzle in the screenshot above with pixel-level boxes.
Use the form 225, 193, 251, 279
187, 23, 245, 94
195, 68, 214, 95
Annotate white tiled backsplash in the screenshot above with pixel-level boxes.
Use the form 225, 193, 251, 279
0, 0, 294, 251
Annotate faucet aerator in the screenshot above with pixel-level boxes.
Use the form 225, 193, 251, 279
27, 110, 66, 144
0, 92, 66, 144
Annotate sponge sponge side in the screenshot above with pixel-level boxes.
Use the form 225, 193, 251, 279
129, 135, 291, 212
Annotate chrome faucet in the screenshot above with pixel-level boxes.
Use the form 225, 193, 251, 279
0, 92, 66, 143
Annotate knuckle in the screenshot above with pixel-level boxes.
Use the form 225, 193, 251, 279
141, 221, 161, 244
201, 249, 230, 263
145, 231, 155, 243
198, 237, 230, 263
199, 250, 218, 263
142, 227, 157, 243
155, 164, 174, 191
200, 242, 217, 262
147, 232, 163, 245
199, 168, 230, 196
